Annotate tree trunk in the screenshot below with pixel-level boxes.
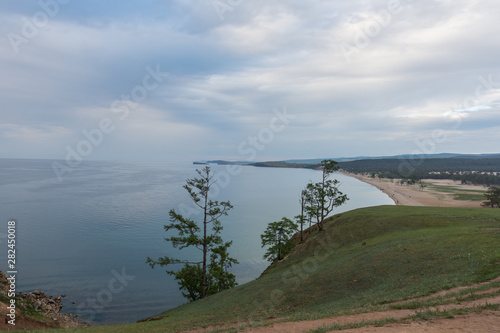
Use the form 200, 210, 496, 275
201, 184, 208, 299
300, 196, 304, 242
277, 229, 282, 260
202, 224, 207, 298
319, 168, 326, 231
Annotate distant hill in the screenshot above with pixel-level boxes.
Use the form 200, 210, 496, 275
205, 160, 254, 165
199, 154, 500, 185
200, 153, 500, 166
284, 153, 500, 163
339, 157, 500, 185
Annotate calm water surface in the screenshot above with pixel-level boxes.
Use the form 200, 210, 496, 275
0, 159, 394, 324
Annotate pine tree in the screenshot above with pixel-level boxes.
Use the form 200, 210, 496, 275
146, 167, 238, 301
261, 217, 298, 262
303, 160, 348, 231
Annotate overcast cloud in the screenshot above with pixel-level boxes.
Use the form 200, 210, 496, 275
1, 0, 499, 162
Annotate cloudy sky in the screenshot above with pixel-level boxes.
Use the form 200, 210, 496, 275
1, 0, 499, 163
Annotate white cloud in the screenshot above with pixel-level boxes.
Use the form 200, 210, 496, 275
1, 0, 500, 161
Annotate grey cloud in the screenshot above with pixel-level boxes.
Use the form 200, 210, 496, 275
1, 0, 499, 161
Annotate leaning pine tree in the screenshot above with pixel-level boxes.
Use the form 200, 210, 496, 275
146, 166, 238, 301
304, 159, 349, 231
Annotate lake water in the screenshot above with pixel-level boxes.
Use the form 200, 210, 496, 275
0, 159, 394, 324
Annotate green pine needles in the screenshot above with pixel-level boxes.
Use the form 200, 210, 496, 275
261, 160, 349, 263
146, 166, 238, 301
261, 217, 298, 262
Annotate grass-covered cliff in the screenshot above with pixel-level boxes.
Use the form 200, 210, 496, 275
31, 206, 500, 332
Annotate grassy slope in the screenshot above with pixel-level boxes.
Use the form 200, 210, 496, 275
424, 183, 486, 201
35, 206, 500, 333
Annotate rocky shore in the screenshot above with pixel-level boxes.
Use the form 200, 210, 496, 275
1, 268, 88, 330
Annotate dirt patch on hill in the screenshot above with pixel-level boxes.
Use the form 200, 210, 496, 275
339, 312, 500, 333
188, 276, 500, 333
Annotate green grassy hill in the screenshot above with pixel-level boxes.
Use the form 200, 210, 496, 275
35, 206, 500, 332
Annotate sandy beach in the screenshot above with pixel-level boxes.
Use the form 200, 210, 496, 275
342, 172, 487, 208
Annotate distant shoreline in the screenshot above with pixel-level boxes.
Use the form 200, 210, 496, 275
341, 171, 484, 208
196, 160, 486, 208
340, 171, 419, 206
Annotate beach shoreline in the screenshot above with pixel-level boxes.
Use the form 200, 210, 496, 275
341, 171, 485, 208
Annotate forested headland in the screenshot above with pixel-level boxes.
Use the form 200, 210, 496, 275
206, 154, 500, 186
338, 157, 500, 186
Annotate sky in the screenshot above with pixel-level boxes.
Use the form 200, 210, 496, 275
1, 0, 499, 163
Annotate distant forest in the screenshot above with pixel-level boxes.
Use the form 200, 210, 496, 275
339, 158, 500, 186
216, 156, 500, 186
